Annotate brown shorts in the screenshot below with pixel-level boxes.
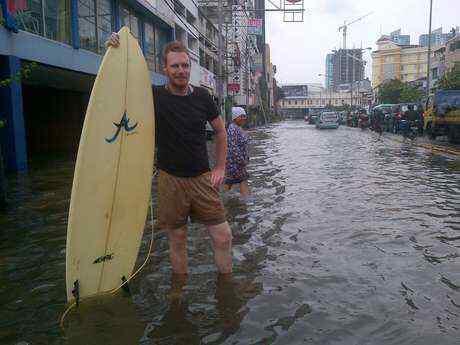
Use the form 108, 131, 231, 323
157, 170, 227, 230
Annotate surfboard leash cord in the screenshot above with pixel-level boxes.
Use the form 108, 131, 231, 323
59, 185, 157, 331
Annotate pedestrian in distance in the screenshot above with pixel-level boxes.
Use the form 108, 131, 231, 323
373, 108, 384, 137
105, 34, 233, 277
224, 107, 250, 197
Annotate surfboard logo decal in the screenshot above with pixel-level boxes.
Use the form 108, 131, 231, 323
93, 253, 114, 264
105, 112, 138, 143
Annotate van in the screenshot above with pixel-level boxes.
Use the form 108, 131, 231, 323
316, 112, 340, 129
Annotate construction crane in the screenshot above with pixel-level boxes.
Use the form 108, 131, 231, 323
338, 12, 373, 50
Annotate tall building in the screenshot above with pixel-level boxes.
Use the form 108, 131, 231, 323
331, 49, 364, 88
390, 29, 410, 45
325, 53, 334, 89
372, 36, 431, 88
419, 27, 458, 47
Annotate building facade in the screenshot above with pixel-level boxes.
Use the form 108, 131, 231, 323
445, 34, 460, 70
419, 27, 458, 48
372, 37, 430, 88
278, 83, 368, 119
430, 33, 460, 89
0, 0, 220, 172
226, 0, 259, 107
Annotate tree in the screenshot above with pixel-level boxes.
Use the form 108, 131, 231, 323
378, 78, 423, 103
437, 63, 460, 90
400, 84, 423, 102
0, 62, 38, 87
378, 79, 404, 104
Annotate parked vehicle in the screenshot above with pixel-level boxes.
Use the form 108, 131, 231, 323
206, 122, 214, 140
308, 114, 319, 125
424, 90, 460, 144
316, 112, 340, 129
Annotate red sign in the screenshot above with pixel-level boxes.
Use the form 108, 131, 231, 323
228, 83, 240, 92
248, 18, 263, 27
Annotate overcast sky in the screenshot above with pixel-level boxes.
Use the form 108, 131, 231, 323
265, 0, 460, 86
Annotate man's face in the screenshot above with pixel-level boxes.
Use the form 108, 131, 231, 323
164, 52, 191, 89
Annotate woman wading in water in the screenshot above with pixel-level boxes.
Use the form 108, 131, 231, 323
224, 107, 250, 197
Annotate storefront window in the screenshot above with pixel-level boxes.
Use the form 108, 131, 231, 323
129, 13, 138, 38
10, 0, 70, 43
78, 0, 97, 51
79, 0, 112, 54
144, 22, 156, 71
45, 0, 71, 42
155, 26, 168, 73
96, 0, 112, 53
119, 4, 139, 39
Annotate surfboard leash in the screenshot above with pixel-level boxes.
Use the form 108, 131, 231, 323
59, 185, 157, 331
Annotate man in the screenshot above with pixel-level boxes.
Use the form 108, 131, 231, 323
106, 35, 232, 276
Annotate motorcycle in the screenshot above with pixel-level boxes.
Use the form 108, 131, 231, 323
400, 119, 418, 140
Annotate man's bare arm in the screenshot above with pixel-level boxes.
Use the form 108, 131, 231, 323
209, 116, 227, 187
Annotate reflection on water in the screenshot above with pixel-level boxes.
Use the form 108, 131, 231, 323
1, 121, 459, 344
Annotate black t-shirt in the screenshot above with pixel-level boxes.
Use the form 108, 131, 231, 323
153, 86, 219, 177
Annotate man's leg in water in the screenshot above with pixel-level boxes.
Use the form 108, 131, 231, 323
207, 222, 233, 274
168, 225, 188, 274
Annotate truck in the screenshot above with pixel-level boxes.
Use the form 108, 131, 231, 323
424, 90, 460, 144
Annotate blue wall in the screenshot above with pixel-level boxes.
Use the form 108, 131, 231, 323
0, 55, 27, 172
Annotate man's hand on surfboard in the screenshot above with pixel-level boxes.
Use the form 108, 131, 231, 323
211, 166, 225, 188
105, 32, 120, 48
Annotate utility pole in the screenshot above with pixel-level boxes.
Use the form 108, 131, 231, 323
426, 0, 433, 98
217, 0, 225, 121
347, 56, 355, 110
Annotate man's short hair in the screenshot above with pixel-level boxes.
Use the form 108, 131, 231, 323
163, 41, 190, 66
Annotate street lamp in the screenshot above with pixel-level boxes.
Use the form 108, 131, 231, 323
426, 0, 433, 97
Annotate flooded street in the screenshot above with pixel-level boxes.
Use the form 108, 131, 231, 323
1, 121, 460, 345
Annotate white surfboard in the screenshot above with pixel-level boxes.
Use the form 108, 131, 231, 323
65, 27, 155, 302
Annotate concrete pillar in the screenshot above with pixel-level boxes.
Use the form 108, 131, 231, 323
0, 142, 6, 209
0, 55, 28, 172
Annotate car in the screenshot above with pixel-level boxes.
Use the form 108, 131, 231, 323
316, 111, 340, 129
206, 122, 214, 140
308, 114, 319, 124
